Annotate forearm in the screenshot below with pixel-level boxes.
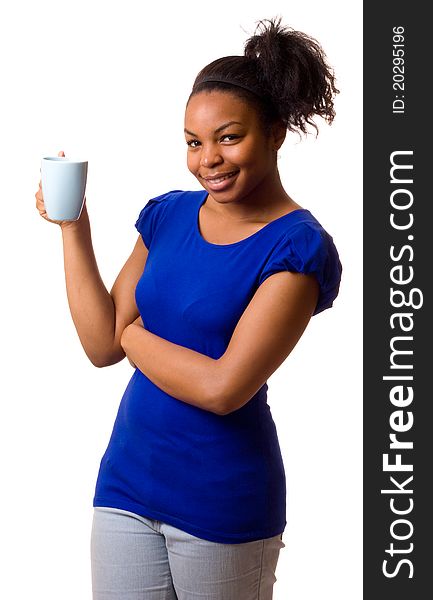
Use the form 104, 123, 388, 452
61, 206, 119, 366
121, 324, 224, 414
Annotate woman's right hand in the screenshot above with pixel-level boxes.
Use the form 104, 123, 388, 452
35, 150, 87, 228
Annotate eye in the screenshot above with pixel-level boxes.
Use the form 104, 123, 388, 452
186, 139, 200, 148
221, 134, 239, 142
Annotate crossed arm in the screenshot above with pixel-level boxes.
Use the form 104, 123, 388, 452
120, 270, 320, 416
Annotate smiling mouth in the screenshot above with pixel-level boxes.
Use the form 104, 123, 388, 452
202, 171, 239, 184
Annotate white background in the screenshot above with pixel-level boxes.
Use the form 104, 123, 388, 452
0, 1, 362, 598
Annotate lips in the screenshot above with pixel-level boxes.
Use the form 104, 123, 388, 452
203, 170, 239, 183
202, 170, 239, 191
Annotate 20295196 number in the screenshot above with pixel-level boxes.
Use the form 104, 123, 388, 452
392, 25, 405, 92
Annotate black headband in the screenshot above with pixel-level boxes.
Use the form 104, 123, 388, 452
197, 77, 266, 100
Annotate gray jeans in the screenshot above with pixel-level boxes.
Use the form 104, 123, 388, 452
91, 507, 285, 599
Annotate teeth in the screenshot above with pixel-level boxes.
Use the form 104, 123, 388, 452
209, 172, 236, 184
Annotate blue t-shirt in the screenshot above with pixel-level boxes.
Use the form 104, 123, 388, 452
93, 189, 342, 543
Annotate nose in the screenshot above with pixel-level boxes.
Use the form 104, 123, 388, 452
199, 142, 223, 168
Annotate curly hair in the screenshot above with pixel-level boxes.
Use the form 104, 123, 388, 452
188, 16, 340, 139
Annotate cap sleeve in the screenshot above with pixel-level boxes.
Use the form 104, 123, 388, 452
258, 223, 342, 316
135, 189, 182, 249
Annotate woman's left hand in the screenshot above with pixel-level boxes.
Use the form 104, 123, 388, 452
122, 315, 144, 367
132, 315, 144, 328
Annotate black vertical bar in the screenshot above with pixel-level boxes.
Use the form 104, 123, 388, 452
364, 2, 431, 598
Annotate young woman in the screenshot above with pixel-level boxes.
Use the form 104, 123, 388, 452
36, 16, 342, 600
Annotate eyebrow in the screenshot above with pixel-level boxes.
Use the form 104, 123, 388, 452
184, 121, 243, 137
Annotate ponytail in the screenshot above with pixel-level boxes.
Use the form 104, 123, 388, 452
190, 16, 339, 138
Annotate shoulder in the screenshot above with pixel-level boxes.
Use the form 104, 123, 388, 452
284, 212, 336, 268
136, 189, 202, 216
260, 211, 343, 316
137, 188, 188, 210
134, 189, 202, 249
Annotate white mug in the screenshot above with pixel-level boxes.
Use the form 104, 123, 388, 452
41, 157, 88, 221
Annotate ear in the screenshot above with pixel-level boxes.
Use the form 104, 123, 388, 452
270, 120, 287, 151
